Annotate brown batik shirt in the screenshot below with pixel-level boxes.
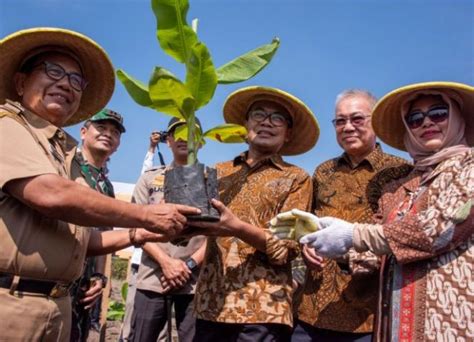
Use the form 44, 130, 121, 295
297, 144, 411, 333
194, 152, 312, 327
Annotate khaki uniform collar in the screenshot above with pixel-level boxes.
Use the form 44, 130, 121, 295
233, 151, 285, 171
337, 143, 385, 171
13, 101, 78, 148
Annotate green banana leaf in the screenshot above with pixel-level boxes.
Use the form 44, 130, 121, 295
203, 124, 247, 143
107, 300, 125, 321
148, 67, 195, 119
117, 69, 154, 107
172, 122, 203, 143
152, 0, 198, 63
173, 123, 246, 144
185, 42, 218, 110
121, 282, 128, 302
216, 37, 280, 84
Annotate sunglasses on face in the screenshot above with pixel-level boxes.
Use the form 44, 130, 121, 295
247, 109, 292, 127
404, 105, 449, 129
332, 114, 370, 128
34, 61, 88, 92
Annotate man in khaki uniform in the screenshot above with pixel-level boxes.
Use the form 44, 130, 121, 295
0, 27, 199, 341
129, 118, 207, 342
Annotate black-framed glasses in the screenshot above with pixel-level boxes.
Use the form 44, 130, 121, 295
247, 109, 292, 127
332, 114, 370, 128
35, 61, 87, 92
404, 105, 449, 129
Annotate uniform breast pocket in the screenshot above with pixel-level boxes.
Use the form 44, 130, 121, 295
148, 186, 164, 204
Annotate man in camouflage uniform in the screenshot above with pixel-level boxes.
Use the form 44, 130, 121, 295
70, 109, 126, 341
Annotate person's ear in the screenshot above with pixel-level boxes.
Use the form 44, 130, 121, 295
14, 72, 26, 97
80, 126, 88, 140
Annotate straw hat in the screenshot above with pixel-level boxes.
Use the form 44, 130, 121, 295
372, 81, 474, 151
223, 86, 319, 155
0, 27, 115, 126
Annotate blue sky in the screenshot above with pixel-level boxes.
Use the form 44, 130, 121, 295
2, 0, 473, 183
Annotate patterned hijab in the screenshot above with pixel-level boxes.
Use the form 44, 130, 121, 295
401, 89, 470, 169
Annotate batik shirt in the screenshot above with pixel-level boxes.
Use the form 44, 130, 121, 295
374, 149, 473, 341
297, 144, 410, 333
194, 152, 312, 327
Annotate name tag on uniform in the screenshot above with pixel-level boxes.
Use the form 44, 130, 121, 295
149, 175, 165, 195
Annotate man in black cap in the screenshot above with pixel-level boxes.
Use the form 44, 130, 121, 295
128, 117, 207, 342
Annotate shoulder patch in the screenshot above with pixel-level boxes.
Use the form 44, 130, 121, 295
0, 109, 16, 119
151, 174, 165, 186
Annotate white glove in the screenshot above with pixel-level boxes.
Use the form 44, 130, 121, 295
269, 209, 319, 240
299, 217, 354, 258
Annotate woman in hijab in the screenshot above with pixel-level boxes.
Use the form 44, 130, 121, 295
274, 82, 473, 341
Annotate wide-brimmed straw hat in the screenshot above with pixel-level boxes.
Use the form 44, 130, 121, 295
0, 27, 115, 126
223, 86, 319, 155
372, 81, 474, 151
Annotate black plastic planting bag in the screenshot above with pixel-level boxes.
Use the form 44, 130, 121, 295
164, 163, 219, 221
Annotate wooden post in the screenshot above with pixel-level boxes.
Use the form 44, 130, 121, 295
99, 253, 112, 341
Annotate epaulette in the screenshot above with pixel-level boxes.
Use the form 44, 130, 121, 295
144, 165, 167, 173
0, 101, 24, 121
0, 100, 50, 158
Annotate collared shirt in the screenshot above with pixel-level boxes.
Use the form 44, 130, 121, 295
0, 100, 90, 283
133, 166, 205, 294
297, 144, 410, 333
76, 149, 114, 198
194, 152, 312, 327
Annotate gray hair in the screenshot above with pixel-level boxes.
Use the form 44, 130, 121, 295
335, 89, 377, 111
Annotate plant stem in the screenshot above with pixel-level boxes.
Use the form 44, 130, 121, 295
187, 112, 197, 165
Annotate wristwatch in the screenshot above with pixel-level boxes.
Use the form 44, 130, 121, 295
185, 258, 198, 271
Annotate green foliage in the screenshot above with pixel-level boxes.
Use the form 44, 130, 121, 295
116, 70, 154, 108
107, 282, 129, 321
216, 38, 280, 84
111, 256, 128, 280
203, 124, 248, 143
121, 281, 128, 301
107, 300, 125, 321
152, 0, 198, 63
185, 42, 218, 109
118, 0, 279, 165
149, 67, 194, 119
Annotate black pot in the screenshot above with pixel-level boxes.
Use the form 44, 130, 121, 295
164, 163, 220, 221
